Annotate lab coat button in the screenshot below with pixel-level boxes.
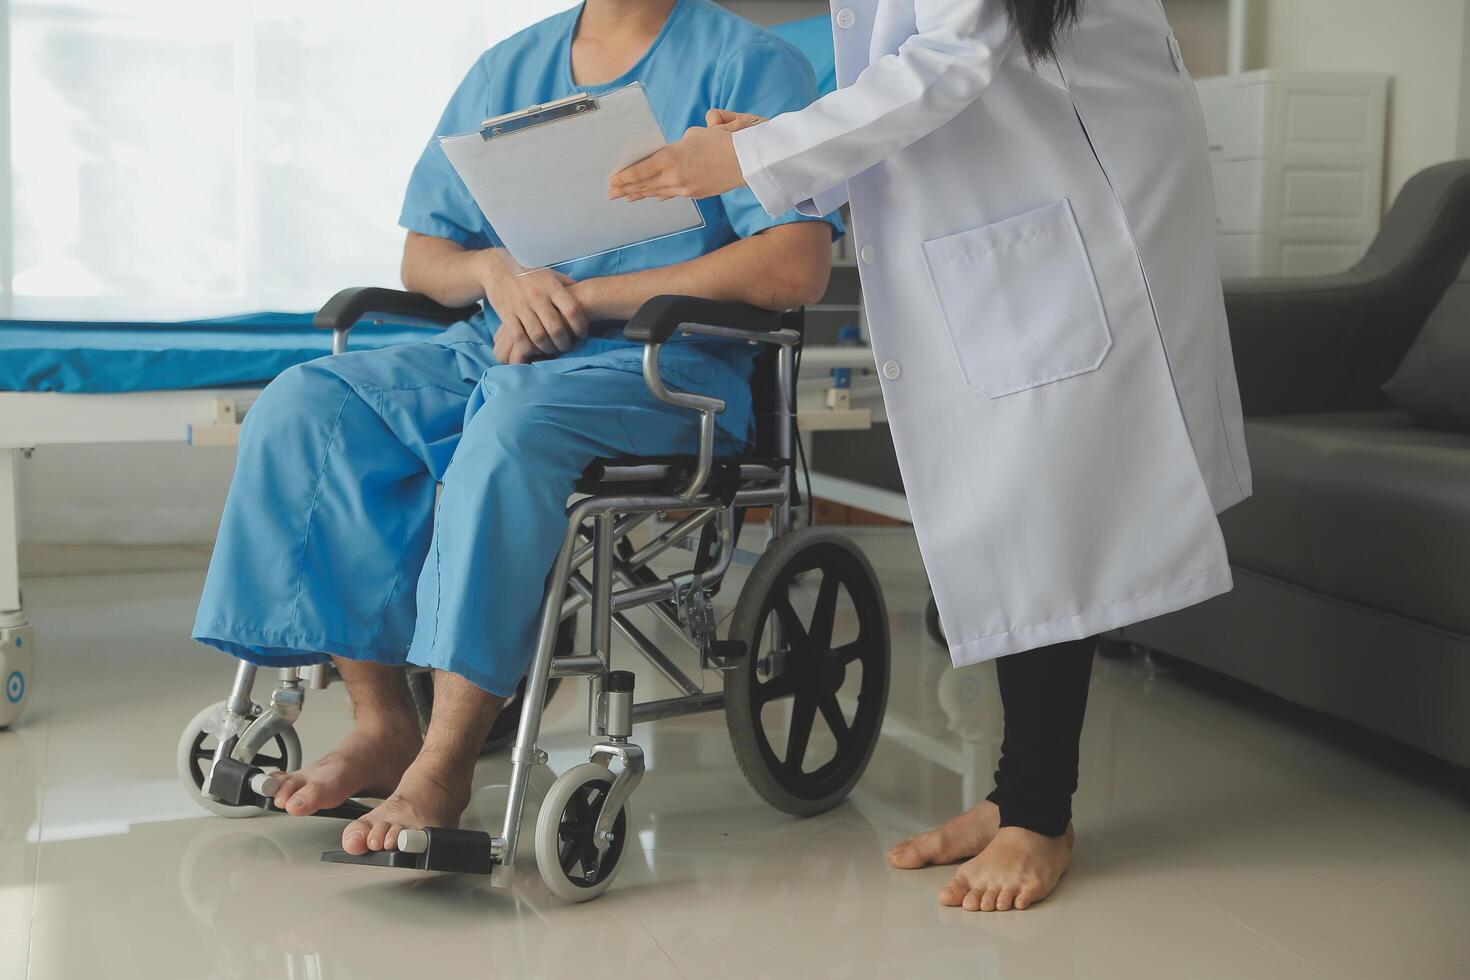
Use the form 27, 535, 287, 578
835, 7, 857, 29
882, 360, 901, 380
859, 244, 876, 265
1167, 33, 1185, 72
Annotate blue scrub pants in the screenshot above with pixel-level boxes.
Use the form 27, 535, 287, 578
193, 326, 744, 696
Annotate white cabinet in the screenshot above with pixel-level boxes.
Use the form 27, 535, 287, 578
1196, 70, 1388, 277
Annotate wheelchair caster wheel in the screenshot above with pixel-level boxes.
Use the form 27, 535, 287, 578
725, 528, 890, 816
177, 701, 301, 818
535, 762, 629, 902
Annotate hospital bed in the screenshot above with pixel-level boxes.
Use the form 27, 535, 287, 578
0, 309, 462, 728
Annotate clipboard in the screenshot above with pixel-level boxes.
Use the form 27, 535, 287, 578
436, 83, 704, 272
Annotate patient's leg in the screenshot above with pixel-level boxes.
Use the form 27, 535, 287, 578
270, 658, 423, 815
405, 363, 726, 691
340, 671, 504, 854
193, 346, 476, 672
352, 363, 730, 849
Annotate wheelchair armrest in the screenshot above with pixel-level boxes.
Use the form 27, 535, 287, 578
622, 296, 800, 502
313, 287, 481, 333
623, 295, 795, 345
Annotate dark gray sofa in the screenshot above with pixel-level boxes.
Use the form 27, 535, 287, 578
1117, 160, 1470, 792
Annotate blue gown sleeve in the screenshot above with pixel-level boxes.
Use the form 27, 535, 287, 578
713, 40, 845, 242
398, 57, 500, 249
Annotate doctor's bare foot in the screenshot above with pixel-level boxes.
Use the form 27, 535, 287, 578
271, 658, 422, 816
938, 823, 1075, 911
887, 800, 1002, 869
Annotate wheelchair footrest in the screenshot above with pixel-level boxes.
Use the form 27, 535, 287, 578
208, 757, 373, 821
707, 639, 748, 670
320, 827, 497, 874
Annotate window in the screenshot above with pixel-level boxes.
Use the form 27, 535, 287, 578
2, 0, 566, 319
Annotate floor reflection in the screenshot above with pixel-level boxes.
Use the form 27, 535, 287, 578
3, 530, 1469, 979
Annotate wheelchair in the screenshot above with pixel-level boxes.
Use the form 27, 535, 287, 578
177, 288, 892, 900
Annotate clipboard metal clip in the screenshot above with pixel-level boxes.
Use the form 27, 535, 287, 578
480, 93, 599, 141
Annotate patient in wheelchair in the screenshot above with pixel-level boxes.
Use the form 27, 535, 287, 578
192, 0, 839, 853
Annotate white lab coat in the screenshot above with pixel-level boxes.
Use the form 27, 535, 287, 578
733, 0, 1252, 666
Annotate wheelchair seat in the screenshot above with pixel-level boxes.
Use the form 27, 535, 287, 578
574, 454, 789, 497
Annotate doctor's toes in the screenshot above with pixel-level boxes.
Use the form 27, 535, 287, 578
937, 823, 1075, 912
887, 800, 1002, 869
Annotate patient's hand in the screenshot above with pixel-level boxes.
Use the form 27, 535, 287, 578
479, 250, 589, 364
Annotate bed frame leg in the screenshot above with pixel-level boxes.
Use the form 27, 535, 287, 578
0, 448, 33, 728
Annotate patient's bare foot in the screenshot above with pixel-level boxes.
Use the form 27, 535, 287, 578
270, 719, 422, 816
938, 824, 1075, 911
887, 800, 1002, 869
340, 755, 473, 854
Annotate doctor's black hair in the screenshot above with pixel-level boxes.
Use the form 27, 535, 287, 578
1004, 0, 1082, 64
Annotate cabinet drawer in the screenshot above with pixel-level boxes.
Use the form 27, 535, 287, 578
1216, 233, 1266, 278
1197, 81, 1268, 160
1278, 240, 1365, 276
1281, 168, 1372, 221
1210, 158, 1267, 233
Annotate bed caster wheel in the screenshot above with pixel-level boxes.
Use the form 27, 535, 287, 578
535, 762, 629, 902
924, 593, 945, 648
0, 619, 33, 730
1096, 635, 1138, 659
177, 701, 301, 818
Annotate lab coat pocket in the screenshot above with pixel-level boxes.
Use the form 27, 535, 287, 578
921, 198, 1112, 398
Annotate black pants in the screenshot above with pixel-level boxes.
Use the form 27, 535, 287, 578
983, 634, 1097, 838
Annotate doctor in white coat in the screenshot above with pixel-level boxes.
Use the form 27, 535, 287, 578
612, 0, 1250, 912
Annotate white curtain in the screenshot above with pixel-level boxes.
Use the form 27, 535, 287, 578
2, 0, 571, 320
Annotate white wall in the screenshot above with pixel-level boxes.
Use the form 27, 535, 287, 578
720, 1, 821, 27
1461, 5, 1470, 155
1165, 0, 1232, 78
1251, 0, 1470, 201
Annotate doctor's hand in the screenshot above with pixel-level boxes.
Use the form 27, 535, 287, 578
479, 250, 589, 364
607, 118, 750, 203
704, 108, 766, 132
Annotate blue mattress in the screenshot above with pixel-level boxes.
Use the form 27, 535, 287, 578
0, 312, 443, 394
770, 15, 836, 96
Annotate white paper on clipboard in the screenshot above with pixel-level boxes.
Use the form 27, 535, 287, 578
436, 83, 704, 272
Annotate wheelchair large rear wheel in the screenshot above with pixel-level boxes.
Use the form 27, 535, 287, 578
408, 615, 574, 755
725, 528, 889, 816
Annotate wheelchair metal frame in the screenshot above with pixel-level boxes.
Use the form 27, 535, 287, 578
203, 301, 804, 887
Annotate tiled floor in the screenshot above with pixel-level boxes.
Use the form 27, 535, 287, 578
2, 529, 1467, 979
